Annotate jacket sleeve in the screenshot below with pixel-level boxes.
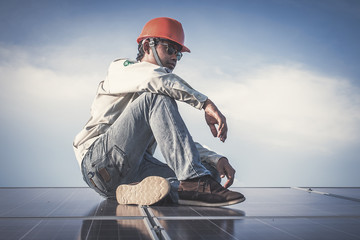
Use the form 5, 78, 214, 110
195, 142, 225, 167
103, 60, 208, 110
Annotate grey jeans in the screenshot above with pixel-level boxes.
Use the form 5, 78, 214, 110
81, 93, 219, 201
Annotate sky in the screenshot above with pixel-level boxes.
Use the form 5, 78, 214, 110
0, 0, 359, 187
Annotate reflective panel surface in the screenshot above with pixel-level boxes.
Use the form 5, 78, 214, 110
0, 187, 359, 239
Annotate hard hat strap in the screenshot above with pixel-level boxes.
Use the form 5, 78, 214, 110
149, 38, 164, 68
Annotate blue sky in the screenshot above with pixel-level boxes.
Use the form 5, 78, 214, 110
0, 0, 359, 187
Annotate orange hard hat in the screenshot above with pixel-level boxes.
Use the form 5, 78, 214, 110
137, 17, 190, 53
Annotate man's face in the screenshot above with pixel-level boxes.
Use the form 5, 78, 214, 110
156, 40, 182, 71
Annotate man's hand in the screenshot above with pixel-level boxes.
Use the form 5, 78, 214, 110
216, 157, 235, 188
203, 99, 228, 142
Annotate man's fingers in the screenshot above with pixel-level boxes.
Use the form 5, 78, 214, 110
218, 169, 225, 179
224, 171, 234, 188
216, 158, 235, 189
224, 177, 234, 189
209, 124, 218, 137
217, 122, 224, 137
224, 165, 235, 188
218, 130, 227, 142
217, 122, 228, 142
221, 131, 228, 142
204, 100, 228, 141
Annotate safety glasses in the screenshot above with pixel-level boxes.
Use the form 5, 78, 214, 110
159, 42, 183, 61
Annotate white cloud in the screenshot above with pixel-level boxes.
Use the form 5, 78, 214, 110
178, 62, 360, 154
0, 44, 107, 119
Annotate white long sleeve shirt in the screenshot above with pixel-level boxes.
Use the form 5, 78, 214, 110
73, 59, 224, 167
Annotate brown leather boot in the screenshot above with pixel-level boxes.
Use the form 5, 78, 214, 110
178, 175, 245, 207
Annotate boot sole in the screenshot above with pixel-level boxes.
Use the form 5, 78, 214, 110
178, 197, 245, 207
116, 176, 170, 206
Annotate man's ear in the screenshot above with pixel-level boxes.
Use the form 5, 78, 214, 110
143, 41, 150, 54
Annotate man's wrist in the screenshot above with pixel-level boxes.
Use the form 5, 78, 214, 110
202, 98, 211, 110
